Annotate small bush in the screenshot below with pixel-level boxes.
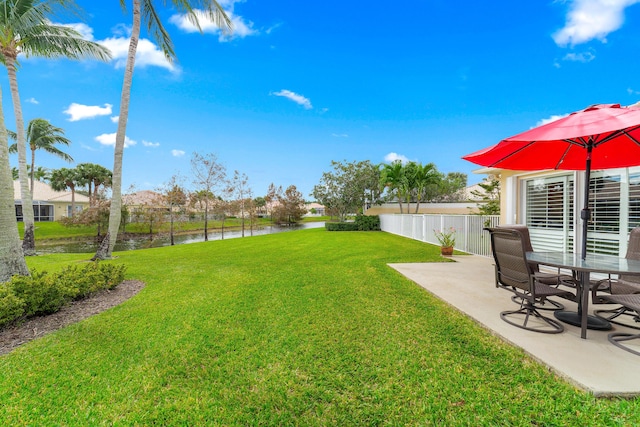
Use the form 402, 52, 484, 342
325, 215, 380, 231
355, 215, 380, 231
0, 262, 128, 329
325, 222, 359, 231
0, 285, 25, 327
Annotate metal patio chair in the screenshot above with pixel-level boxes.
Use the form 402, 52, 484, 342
498, 224, 577, 310
593, 227, 640, 330
599, 294, 640, 356
485, 227, 574, 334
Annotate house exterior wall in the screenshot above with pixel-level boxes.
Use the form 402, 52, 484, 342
13, 181, 89, 222
492, 166, 640, 257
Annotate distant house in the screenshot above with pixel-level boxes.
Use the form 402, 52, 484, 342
122, 190, 164, 209
13, 180, 90, 222
305, 202, 325, 216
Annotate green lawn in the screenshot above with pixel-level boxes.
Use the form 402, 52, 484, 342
0, 229, 638, 425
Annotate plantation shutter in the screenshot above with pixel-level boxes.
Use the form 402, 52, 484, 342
525, 176, 571, 252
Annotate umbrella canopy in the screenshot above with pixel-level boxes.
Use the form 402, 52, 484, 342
463, 103, 640, 259
463, 104, 640, 171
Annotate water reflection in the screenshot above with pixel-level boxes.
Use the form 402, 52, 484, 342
38, 222, 325, 254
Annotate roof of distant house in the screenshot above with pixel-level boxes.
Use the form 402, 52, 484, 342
122, 190, 163, 206
13, 180, 89, 204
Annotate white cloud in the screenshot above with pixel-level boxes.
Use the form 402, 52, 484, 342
553, 0, 640, 46
169, 6, 257, 42
331, 133, 349, 138
110, 116, 119, 123
62, 22, 95, 41
64, 103, 112, 121
95, 133, 137, 148
272, 89, 312, 109
535, 114, 570, 127
25, 97, 39, 104
99, 36, 177, 73
562, 51, 595, 62
142, 140, 160, 147
172, 149, 186, 157
384, 152, 410, 164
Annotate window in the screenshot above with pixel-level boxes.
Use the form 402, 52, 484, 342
523, 168, 640, 256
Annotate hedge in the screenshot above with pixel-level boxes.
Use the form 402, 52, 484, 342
0, 262, 127, 329
325, 215, 381, 232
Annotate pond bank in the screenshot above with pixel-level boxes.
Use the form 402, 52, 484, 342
37, 222, 326, 254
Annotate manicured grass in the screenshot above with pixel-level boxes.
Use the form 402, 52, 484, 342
1, 229, 638, 425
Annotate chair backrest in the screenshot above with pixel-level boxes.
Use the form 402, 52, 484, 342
485, 227, 533, 292
497, 224, 538, 272
621, 227, 640, 283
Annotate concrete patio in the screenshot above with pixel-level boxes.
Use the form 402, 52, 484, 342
390, 255, 640, 398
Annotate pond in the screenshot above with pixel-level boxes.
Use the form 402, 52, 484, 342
38, 222, 326, 254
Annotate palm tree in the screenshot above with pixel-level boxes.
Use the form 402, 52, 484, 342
9, 118, 73, 192
380, 160, 407, 213
93, 0, 231, 260
411, 162, 440, 213
0, 0, 111, 255
0, 85, 28, 281
76, 163, 112, 207
49, 167, 81, 218
11, 164, 49, 182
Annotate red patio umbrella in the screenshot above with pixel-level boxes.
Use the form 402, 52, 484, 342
463, 103, 640, 259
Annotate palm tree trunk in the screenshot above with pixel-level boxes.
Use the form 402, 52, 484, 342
0, 86, 29, 281
30, 147, 35, 193
94, 0, 141, 260
6, 57, 36, 255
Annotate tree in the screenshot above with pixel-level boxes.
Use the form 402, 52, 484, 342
0, 0, 111, 255
271, 185, 306, 225
0, 85, 28, 281
76, 163, 112, 207
191, 152, 226, 241
227, 170, 250, 237
160, 177, 187, 246
472, 177, 501, 216
380, 160, 408, 213
8, 118, 73, 192
313, 160, 382, 221
49, 167, 82, 217
405, 161, 440, 213
94, 0, 231, 260
12, 165, 49, 182
435, 172, 468, 202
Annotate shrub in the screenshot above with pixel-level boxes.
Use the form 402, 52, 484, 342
7, 271, 71, 317
0, 285, 25, 328
0, 262, 128, 329
355, 215, 380, 231
325, 222, 359, 231
325, 215, 380, 232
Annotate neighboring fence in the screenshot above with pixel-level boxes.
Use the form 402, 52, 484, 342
379, 214, 500, 257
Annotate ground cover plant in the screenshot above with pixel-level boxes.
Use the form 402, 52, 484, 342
0, 229, 638, 425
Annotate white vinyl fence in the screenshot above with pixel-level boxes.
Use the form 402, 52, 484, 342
379, 214, 500, 257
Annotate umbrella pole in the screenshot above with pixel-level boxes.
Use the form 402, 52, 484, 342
580, 142, 593, 260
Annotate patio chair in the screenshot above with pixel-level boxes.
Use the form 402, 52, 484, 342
485, 227, 574, 334
593, 227, 640, 330
498, 224, 577, 310
599, 294, 640, 356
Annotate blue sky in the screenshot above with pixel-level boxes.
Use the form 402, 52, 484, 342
5, 0, 640, 198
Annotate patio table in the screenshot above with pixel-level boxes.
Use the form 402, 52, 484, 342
526, 251, 640, 339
